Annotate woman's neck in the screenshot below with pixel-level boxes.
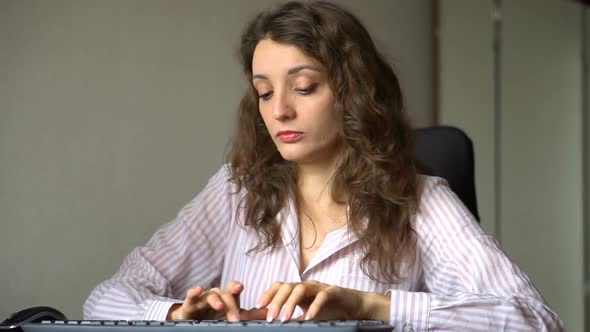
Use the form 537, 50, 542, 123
295, 153, 346, 210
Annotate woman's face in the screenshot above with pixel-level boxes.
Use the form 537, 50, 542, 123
252, 39, 342, 166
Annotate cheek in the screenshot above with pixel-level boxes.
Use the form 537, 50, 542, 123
313, 111, 341, 145
258, 105, 271, 125
319, 104, 341, 132
258, 108, 276, 138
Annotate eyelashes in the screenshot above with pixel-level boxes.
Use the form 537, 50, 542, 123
294, 83, 318, 95
257, 83, 318, 101
258, 91, 273, 100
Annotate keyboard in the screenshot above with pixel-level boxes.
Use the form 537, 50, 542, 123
2, 320, 394, 332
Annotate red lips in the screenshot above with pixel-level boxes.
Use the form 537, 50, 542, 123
277, 131, 304, 143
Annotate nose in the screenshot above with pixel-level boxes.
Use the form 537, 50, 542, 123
271, 88, 295, 121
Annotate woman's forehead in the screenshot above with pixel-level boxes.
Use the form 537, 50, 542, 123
252, 39, 324, 77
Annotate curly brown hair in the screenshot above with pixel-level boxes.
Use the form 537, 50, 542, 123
227, 1, 420, 283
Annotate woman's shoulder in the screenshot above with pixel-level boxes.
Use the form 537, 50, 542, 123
205, 163, 244, 194
413, 174, 483, 241
175, 164, 244, 221
416, 174, 469, 215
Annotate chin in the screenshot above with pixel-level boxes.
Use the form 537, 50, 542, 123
277, 147, 312, 163
278, 151, 305, 163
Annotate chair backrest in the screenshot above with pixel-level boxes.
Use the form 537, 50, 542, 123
413, 126, 480, 221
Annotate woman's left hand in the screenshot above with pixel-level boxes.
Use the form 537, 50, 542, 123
256, 280, 390, 322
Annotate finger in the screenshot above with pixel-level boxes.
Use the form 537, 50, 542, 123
204, 291, 225, 312
256, 282, 284, 309
304, 289, 330, 320
179, 286, 206, 318
266, 283, 295, 322
185, 286, 205, 304
217, 289, 241, 322
280, 283, 309, 322
227, 281, 244, 309
227, 281, 244, 295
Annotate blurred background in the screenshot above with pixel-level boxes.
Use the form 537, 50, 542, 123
0, 0, 587, 330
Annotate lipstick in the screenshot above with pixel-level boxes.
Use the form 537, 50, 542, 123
277, 131, 304, 143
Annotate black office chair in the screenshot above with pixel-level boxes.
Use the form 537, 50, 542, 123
413, 126, 480, 221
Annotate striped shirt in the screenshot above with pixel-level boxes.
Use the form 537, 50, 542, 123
83, 165, 564, 331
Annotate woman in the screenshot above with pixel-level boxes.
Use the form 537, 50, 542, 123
84, 1, 563, 330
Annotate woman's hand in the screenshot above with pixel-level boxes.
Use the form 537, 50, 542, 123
167, 281, 267, 322
256, 280, 390, 322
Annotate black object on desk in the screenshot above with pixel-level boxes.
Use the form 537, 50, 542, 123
1, 306, 66, 328
0, 307, 394, 332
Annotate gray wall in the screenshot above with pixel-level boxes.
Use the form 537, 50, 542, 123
439, 0, 586, 330
0, 0, 434, 319
501, 2, 584, 330
438, 0, 495, 235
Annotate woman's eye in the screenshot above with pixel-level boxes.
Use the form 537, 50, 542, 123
258, 91, 273, 100
295, 83, 318, 95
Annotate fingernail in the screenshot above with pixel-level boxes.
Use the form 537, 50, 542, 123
280, 314, 287, 323
255, 303, 262, 309
228, 313, 239, 322
304, 314, 311, 321
266, 310, 274, 323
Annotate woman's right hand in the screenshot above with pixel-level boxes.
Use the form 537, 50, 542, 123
167, 281, 266, 322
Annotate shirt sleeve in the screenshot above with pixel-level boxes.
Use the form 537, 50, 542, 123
83, 165, 236, 321
387, 177, 564, 331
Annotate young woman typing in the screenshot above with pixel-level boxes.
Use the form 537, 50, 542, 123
84, 2, 563, 330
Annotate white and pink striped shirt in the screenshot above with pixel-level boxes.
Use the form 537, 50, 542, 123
84, 165, 564, 331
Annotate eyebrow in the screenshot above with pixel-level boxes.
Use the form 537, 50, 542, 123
252, 65, 323, 81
